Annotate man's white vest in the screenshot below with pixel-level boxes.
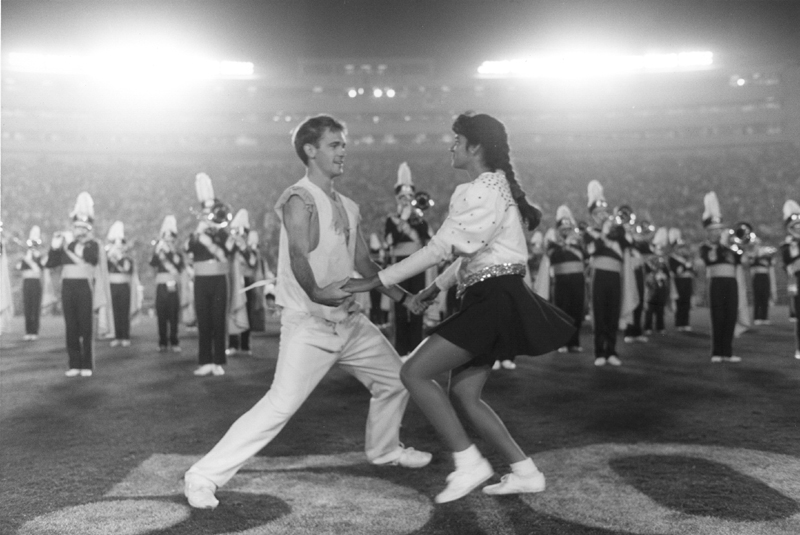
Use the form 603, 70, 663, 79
275, 177, 359, 322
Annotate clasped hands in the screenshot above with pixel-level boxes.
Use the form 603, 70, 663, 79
316, 275, 436, 315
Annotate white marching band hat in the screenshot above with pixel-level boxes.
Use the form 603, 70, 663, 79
702, 191, 723, 228
783, 199, 800, 227
556, 204, 576, 228
587, 180, 608, 212
160, 215, 178, 238
27, 225, 42, 246
70, 191, 95, 227
106, 220, 125, 242
395, 162, 415, 196
231, 209, 250, 231
195, 173, 215, 208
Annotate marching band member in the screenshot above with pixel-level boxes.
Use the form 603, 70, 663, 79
368, 233, 389, 326
106, 221, 136, 347
748, 239, 777, 326
0, 223, 13, 336
699, 192, 741, 363
584, 181, 629, 367
779, 199, 800, 359
384, 162, 431, 357
150, 215, 185, 352
187, 173, 235, 377
643, 227, 671, 335
227, 209, 260, 356
45, 192, 113, 377
15, 225, 45, 341
623, 211, 654, 344
547, 205, 586, 353
667, 228, 695, 332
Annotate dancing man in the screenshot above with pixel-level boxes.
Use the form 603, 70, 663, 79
183, 114, 431, 510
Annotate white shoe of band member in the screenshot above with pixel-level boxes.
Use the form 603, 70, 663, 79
184, 473, 219, 509
212, 365, 225, 376
557, 347, 568, 353
120, 340, 131, 347
65, 369, 81, 377
193, 364, 215, 376
711, 356, 723, 363
492, 361, 501, 370
594, 357, 606, 367
483, 471, 546, 495
80, 369, 93, 377
795, 350, 800, 360
372, 445, 432, 469
725, 356, 742, 363
110, 339, 120, 347
435, 459, 494, 504
501, 360, 516, 370
606, 355, 622, 366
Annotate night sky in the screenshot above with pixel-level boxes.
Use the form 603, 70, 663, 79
3, 0, 800, 76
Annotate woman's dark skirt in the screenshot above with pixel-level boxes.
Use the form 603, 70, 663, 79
429, 274, 576, 367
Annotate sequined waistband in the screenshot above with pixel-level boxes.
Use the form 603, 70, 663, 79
457, 263, 526, 298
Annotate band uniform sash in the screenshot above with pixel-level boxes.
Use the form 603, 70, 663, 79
194, 260, 230, 276
62, 264, 93, 279
108, 273, 132, 284
591, 256, 622, 273
706, 264, 736, 278
553, 261, 584, 276
750, 266, 770, 275
156, 272, 181, 284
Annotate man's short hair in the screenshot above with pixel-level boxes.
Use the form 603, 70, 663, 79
292, 115, 346, 165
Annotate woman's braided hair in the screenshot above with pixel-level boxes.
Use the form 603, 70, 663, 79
452, 113, 541, 230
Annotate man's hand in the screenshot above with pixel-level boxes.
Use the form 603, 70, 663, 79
404, 293, 431, 315
342, 275, 381, 294
313, 277, 351, 307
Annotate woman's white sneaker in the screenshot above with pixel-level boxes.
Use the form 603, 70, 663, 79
483, 471, 546, 495
434, 459, 493, 503
184, 473, 219, 509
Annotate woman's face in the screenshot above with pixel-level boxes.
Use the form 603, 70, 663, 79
450, 133, 472, 170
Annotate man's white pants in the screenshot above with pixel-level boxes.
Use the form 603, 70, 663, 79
187, 310, 410, 488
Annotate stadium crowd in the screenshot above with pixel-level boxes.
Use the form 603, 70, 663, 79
3, 141, 800, 309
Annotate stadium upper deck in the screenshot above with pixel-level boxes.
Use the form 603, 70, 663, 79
2, 55, 798, 160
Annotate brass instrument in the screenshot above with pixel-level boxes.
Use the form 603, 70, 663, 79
728, 221, 755, 255
409, 191, 434, 224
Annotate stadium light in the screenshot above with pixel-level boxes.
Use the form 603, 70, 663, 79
373, 88, 383, 98
7, 48, 255, 81
386, 88, 396, 98
476, 50, 713, 79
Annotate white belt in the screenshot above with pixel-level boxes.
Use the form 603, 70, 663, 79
108, 273, 132, 284
707, 264, 736, 278
62, 264, 93, 279
553, 261, 584, 275
592, 256, 622, 273
194, 260, 229, 276
750, 267, 770, 274
156, 273, 180, 284
22, 271, 42, 279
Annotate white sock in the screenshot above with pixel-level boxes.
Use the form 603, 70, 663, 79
511, 457, 538, 477
453, 444, 482, 469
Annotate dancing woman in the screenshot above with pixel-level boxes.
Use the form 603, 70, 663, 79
344, 113, 574, 503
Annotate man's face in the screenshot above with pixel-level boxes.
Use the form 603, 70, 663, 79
309, 129, 346, 178
72, 224, 89, 240
789, 221, 800, 239
706, 226, 723, 243
591, 207, 608, 227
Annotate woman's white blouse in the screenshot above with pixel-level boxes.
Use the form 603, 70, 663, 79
378, 171, 529, 290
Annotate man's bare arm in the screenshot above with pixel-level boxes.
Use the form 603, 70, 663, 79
283, 195, 349, 307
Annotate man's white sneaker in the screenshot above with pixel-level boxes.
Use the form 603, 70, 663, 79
711, 356, 723, 363
110, 339, 120, 347
65, 369, 81, 377
193, 364, 215, 376
212, 365, 225, 376
121, 340, 131, 347
594, 357, 606, 366
80, 369, 93, 377
501, 360, 516, 370
184, 473, 219, 509
373, 445, 432, 468
434, 459, 493, 503
483, 471, 546, 495
606, 355, 622, 366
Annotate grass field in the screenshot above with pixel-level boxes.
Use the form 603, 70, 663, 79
2, 308, 800, 535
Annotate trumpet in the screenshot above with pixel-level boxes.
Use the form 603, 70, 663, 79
728, 221, 755, 255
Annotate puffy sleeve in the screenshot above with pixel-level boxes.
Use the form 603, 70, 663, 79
379, 181, 503, 287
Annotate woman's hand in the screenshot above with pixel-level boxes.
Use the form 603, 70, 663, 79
342, 274, 381, 294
